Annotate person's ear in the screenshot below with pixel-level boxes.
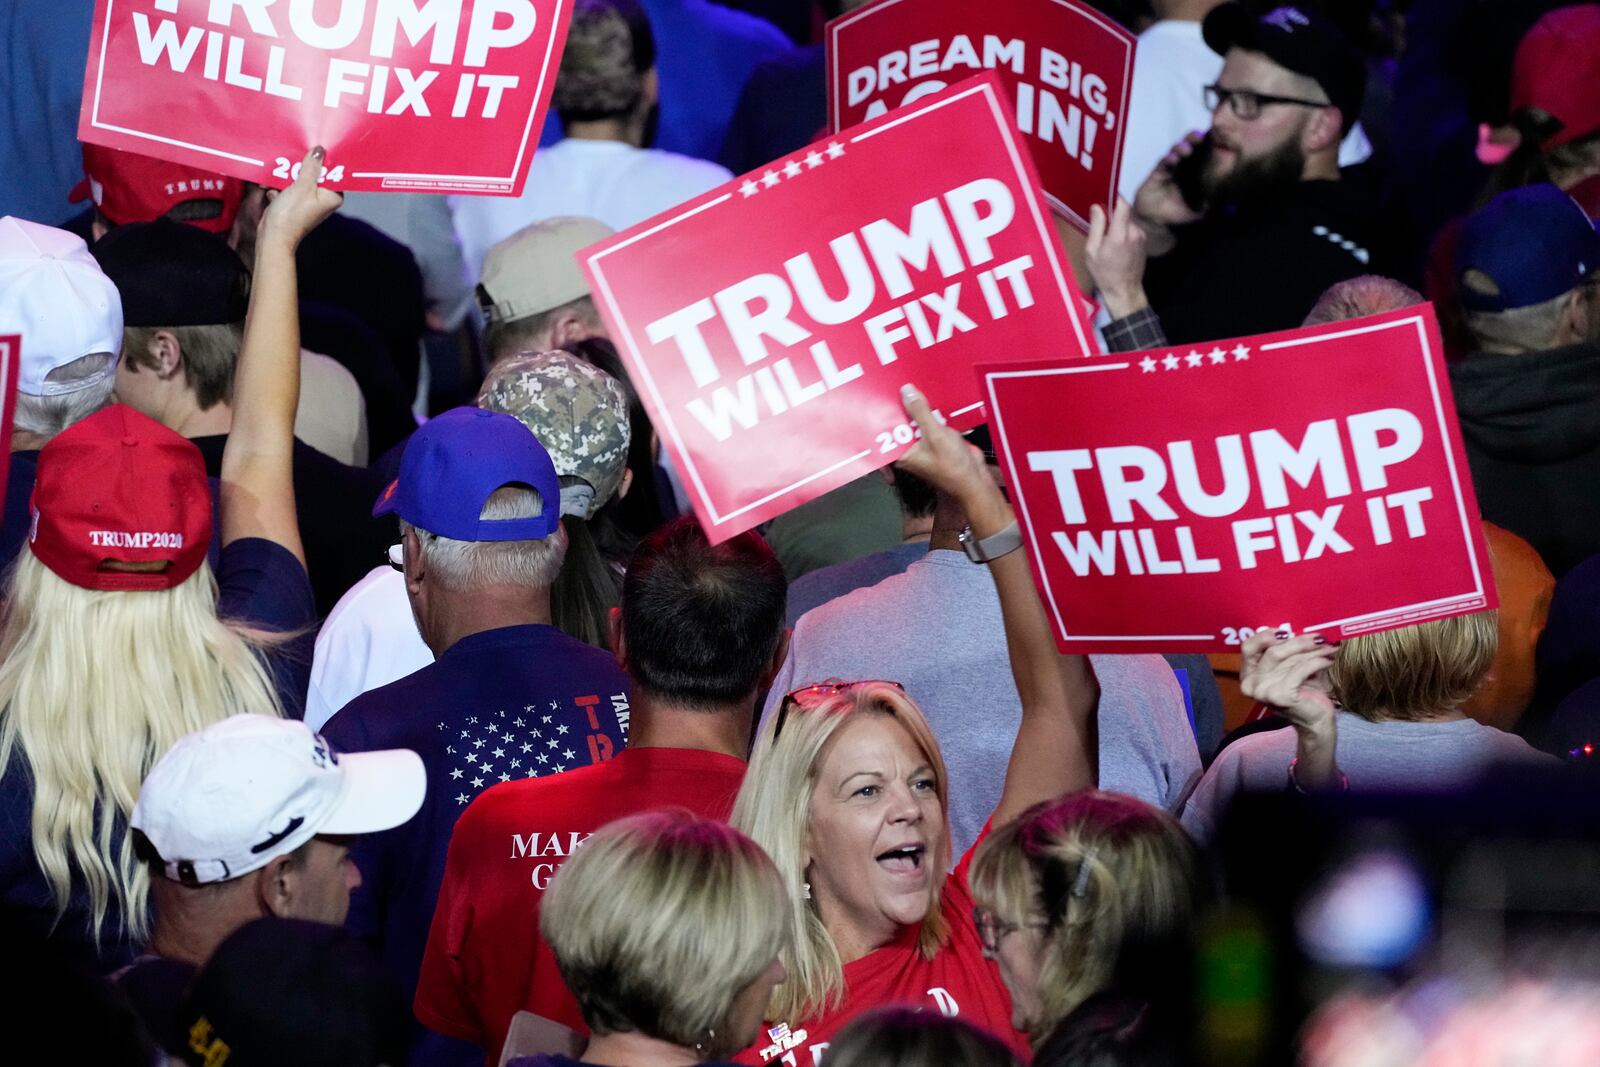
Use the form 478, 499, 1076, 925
1554, 285, 1592, 346
640, 67, 660, 112
549, 310, 590, 348
609, 606, 626, 667
1304, 106, 1342, 155
759, 629, 792, 691
257, 855, 297, 918
403, 525, 427, 598
146, 331, 184, 379
616, 467, 634, 501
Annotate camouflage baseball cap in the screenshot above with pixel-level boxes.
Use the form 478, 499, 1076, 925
477, 350, 630, 519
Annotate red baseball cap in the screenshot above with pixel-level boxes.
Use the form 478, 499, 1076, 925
1510, 5, 1600, 148
29, 405, 213, 591
69, 144, 244, 236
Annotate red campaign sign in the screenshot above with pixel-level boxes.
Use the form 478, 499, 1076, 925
0, 338, 18, 514
981, 307, 1498, 653
584, 74, 1091, 543
828, 0, 1134, 232
78, 0, 570, 194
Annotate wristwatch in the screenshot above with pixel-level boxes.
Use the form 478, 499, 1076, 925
959, 521, 1022, 563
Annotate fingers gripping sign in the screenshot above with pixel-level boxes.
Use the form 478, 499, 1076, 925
261, 147, 344, 249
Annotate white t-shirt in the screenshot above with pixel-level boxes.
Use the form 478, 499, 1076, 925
305, 565, 432, 732
1117, 20, 1374, 204
449, 138, 732, 280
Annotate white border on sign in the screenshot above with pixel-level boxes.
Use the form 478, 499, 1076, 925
589, 78, 1086, 528
827, 0, 1135, 226
982, 313, 1489, 643
87, 0, 567, 185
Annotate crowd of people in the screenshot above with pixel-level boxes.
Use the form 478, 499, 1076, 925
1, 0, 1599, 1064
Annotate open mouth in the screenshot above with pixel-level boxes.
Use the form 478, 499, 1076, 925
876, 845, 925, 875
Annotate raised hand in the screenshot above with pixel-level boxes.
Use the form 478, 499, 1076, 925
1085, 198, 1150, 318
258, 147, 343, 253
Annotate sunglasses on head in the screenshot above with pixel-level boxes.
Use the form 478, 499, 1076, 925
773, 679, 905, 740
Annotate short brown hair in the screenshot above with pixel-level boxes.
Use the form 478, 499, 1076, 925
122, 322, 243, 410
1327, 611, 1498, 721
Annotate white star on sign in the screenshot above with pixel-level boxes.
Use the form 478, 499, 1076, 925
486, 724, 498, 734
1185, 350, 1204, 368
537, 753, 549, 764
450, 768, 463, 779
782, 159, 802, 178
1232, 344, 1251, 361
548, 739, 559, 749
825, 141, 845, 159
445, 746, 454, 755
492, 747, 505, 758
760, 169, 781, 188
556, 724, 568, 735
1208, 347, 1227, 365
556, 765, 567, 773
481, 765, 494, 776
1162, 353, 1180, 371
526, 769, 537, 777
468, 716, 478, 724
499, 773, 511, 783
473, 738, 485, 748
521, 743, 532, 753
562, 749, 575, 761
804, 150, 824, 169
465, 752, 478, 763
1139, 356, 1158, 373
456, 793, 469, 805
471, 777, 485, 788
511, 759, 521, 769
513, 717, 524, 727
739, 179, 759, 198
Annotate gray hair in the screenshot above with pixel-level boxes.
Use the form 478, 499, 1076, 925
1461, 270, 1571, 354
404, 485, 566, 591
14, 353, 116, 437
1302, 275, 1424, 327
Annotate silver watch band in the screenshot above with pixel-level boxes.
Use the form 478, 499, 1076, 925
959, 521, 1022, 563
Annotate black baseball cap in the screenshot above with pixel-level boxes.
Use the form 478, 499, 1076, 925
1202, 3, 1366, 134
91, 216, 250, 327
178, 918, 405, 1067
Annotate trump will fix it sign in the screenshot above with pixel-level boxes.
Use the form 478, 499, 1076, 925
585, 74, 1091, 543
79, 0, 569, 194
981, 307, 1497, 653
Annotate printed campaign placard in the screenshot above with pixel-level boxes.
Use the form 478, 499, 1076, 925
981, 307, 1498, 653
0, 337, 19, 512
78, 0, 570, 194
585, 74, 1091, 543
828, 0, 1134, 231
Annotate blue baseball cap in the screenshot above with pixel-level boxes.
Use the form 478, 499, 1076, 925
1458, 184, 1600, 313
373, 407, 561, 541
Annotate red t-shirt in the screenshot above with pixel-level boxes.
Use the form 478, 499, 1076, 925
733, 845, 1029, 1066
414, 746, 747, 1063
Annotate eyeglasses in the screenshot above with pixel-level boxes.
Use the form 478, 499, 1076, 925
972, 907, 1050, 954
773, 679, 905, 740
385, 543, 404, 572
1204, 84, 1330, 121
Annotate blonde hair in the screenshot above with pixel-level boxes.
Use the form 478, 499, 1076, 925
542, 809, 788, 1055
730, 684, 952, 1022
969, 791, 1199, 1043
1327, 611, 1499, 722
0, 553, 284, 946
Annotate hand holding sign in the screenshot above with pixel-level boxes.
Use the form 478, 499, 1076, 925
259, 147, 344, 250
894, 383, 1011, 535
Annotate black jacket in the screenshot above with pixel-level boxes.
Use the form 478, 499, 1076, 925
1449, 341, 1600, 577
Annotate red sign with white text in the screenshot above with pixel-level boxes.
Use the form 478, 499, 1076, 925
585, 74, 1091, 543
828, 0, 1134, 231
981, 307, 1497, 653
0, 337, 19, 512
79, 0, 570, 194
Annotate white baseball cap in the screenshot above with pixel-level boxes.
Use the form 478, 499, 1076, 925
0, 216, 123, 397
132, 715, 426, 886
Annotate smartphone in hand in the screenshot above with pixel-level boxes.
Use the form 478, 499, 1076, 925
1170, 133, 1213, 214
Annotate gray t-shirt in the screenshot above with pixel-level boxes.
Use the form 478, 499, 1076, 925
763, 550, 1202, 857
1181, 711, 1558, 840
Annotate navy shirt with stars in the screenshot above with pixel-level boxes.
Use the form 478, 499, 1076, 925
320, 623, 629, 1046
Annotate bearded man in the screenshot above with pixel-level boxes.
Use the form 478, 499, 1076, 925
1129, 3, 1378, 343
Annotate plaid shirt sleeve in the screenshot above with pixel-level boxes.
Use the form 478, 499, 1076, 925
1102, 306, 1168, 354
